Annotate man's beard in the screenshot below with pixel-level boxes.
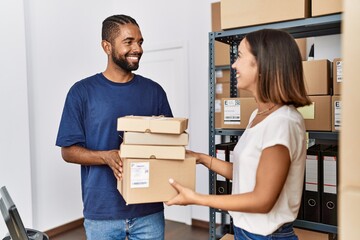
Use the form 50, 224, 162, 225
112, 53, 140, 71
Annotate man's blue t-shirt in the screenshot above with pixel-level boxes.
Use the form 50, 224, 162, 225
56, 73, 173, 220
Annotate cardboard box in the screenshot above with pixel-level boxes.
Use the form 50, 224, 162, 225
215, 99, 222, 129
118, 156, 196, 204
211, 2, 221, 32
216, 69, 230, 83
221, 97, 257, 129
312, 0, 342, 17
117, 116, 188, 134
333, 58, 343, 95
220, 0, 310, 30
215, 41, 230, 66
297, 95, 331, 131
216, 69, 253, 97
332, 95, 341, 131
216, 82, 230, 99
123, 132, 188, 146
220, 234, 234, 240
296, 38, 308, 61
303, 60, 331, 95
120, 144, 185, 160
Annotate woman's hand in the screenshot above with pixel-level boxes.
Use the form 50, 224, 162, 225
186, 150, 207, 164
165, 178, 199, 206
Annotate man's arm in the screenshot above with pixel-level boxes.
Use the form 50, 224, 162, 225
61, 145, 123, 180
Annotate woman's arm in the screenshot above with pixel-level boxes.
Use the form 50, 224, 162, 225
168, 145, 291, 213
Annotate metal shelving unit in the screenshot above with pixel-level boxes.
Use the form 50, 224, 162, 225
209, 14, 341, 240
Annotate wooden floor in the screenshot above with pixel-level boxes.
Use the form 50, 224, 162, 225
50, 220, 209, 240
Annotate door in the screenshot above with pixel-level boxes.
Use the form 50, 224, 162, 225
136, 42, 192, 225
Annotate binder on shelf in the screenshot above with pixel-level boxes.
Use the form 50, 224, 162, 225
215, 142, 236, 195
303, 144, 331, 223
321, 145, 338, 226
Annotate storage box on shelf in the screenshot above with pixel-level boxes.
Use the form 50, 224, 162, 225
312, 0, 342, 17
220, 0, 310, 30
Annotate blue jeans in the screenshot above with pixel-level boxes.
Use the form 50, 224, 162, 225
84, 211, 165, 240
233, 222, 298, 240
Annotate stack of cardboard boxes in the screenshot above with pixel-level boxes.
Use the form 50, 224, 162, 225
298, 57, 342, 132
117, 115, 196, 204
212, 1, 342, 132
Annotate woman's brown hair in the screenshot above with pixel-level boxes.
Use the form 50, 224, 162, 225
245, 29, 311, 107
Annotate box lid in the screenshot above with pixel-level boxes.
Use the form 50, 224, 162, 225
117, 116, 188, 134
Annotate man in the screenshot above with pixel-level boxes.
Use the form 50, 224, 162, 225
56, 14, 172, 240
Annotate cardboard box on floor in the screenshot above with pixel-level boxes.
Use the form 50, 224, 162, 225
312, 0, 342, 17
221, 97, 257, 129
220, 0, 310, 30
118, 156, 196, 204
297, 95, 332, 131
117, 116, 188, 134
123, 132, 188, 146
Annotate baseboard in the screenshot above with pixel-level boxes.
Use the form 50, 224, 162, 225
191, 219, 209, 229
45, 218, 84, 237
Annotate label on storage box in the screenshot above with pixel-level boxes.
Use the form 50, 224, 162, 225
297, 102, 315, 119
336, 60, 343, 83
130, 162, 149, 188
334, 100, 341, 130
223, 99, 240, 124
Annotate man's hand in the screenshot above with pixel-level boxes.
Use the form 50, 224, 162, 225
102, 150, 123, 181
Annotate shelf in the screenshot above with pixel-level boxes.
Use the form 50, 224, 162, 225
215, 129, 339, 141
209, 12, 341, 240
294, 220, 337, 234
213, 14, 342, 44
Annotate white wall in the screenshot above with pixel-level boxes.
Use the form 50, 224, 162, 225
0, 0, 33, 235
0, 0, 215, 235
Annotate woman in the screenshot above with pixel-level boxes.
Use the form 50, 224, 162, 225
166, 29, 311, 239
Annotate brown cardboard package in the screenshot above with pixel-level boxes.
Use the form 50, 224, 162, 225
216, 82, 230, 99
220, 0, 309, 30
303, 60, 331, 95
123, 132, 188, 146
220, 234, 234, 240
215, 41, 230, 66
216, 69, 253, 98
215, 99, 222, 129
216, 69, 230, 83
221, 97, 257, 129
118, 156, 196, 204
117, 116, 188, 134
211, 2, 221, 32
312, 0, 342, 17
297, 95, 331, 131
295, 38, 307, 61
120, 144, 185, 160
333, 58, 343, 95
332, 95, 341, 131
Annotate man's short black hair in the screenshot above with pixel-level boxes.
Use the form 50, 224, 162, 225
102, 14, 139, 43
